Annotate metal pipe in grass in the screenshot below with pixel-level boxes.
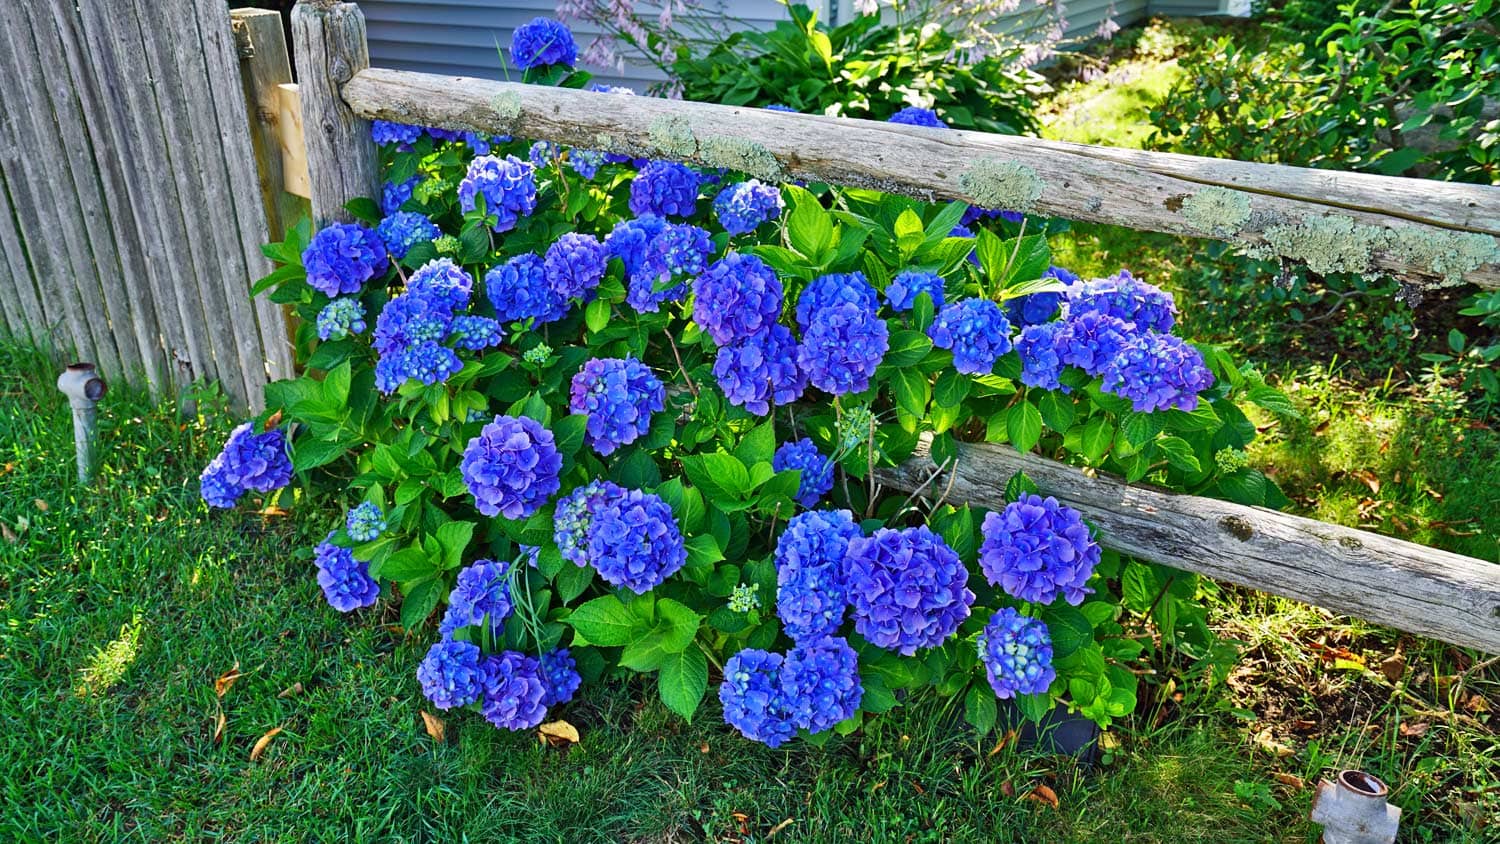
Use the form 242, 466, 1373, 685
56, 363, 107, 484
1310, 769, 1401, 844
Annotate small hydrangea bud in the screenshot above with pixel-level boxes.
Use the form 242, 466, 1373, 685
729, 583, 761, 614
1215, 448, 1250, 474
523, 343, 552, 365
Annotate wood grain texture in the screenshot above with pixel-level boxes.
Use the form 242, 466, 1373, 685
0, 168, 43, 343
292, 1, 379, 226
339, 69, 1500, 289
874, 435, 1500, 654
277, 84, 312, 200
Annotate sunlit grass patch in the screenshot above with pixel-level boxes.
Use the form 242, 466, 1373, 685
74, 616, 142, 698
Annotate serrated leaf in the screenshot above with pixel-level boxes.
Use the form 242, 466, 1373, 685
884, 329, 933, 367
1041, 604, 1093, 660
1007, 401, 1042, 452
381, 547, 438, 581
585, 297, 611, 333
1247, 385, 1301, 418
1080, 416, 1113, 462
654, 598, 703, 654
1155, 436, 1201, 474
567, 595, 641, 646
965, 685, 998, 736
400, 578, 442, 629
658, 648, 708, 722
1037, 391, 1075, 433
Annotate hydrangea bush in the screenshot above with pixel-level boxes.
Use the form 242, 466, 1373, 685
225, 19, 1290, 745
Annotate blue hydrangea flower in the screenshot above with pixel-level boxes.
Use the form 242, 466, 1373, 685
714, 179, 784, 236
962, 207, 1024, 226
372, 293, 453, 357
569, 148, 606, 179
529, 140, 559, 170
606, 215, 668, 281
781, 636, 863, 733
568, 357, 665, 455
480, 651, 549, 730
1058, 311, 1133, 376
1016, 321, 1067, 391
1067, 271, 1176, 333
884, 270, 946, 313
632, 223, 713, 311
376, 212, 441, 259
588, 82, 635, 94
1004, 267, 1072, 328
439, 559, 513, 637
459, 154, 537, 233
979, 608, 1056, 699
427, 127, 462, 142
544, 232, 608, 301
692, 253, 785, 345
316, 297, 366, 341
1100, 332, 1214, 413
798, 301, 888, 395
345, 501, 386, 542
713, 324, 806, 416
979, 493, 1100, 605
764, 104, 796, 112
486, 253, 568, 325
418, 639, 487, 710
406, 257, 475, 313
382, 177, 419, 215
510, 17, 577, 71
629, 161, 700, 218
374, 341, 463, 393
201, 423, 292, 508
845, 525, 974, 656
314, 532, 380, 612
460, 414, 563, 519
199, 457, 242, 509
539, 648, 581, 706
775, 509, 862, 641
795, 272, 879, 332
553, 479, 621, 566
450, 315, 503, 351
1045, 265, 1079, 285
303, 223, 384, 297
773, 438, 834, 508
888, 106, 947, 128
719, 648, 798, 747
371, 120, 422, 147
463, 132, 494, 154
581, 487, 687, 593
927, 298, 1013, 375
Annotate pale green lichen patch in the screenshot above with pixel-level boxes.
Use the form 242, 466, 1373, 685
648, 115, 697, 159
1181, 187, 1251, 237
1252, 215, 1384, 276
1384, 227, 1500, 286
698, 135, 785, 182
489, 92, 522, 127
958, 159, 1044, 212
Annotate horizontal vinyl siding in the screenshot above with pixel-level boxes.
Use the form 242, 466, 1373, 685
1148, 1, 1238, 16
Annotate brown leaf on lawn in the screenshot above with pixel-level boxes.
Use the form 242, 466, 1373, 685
1000, 780, 1015, 797
212, 711, 227, 744
1254, 729, 1295, 758
1464, 694, 1491, 714
33, 499, 48, 512
1, 522, 16, 545
698, 742, 710, 754
250, 726, 284, 761
1352, 469, 1381, 495
1399, 721, 1430, 738
1273, 773, 1306, 789
420, 710, 446, 743
767, 819, 794, 837
277, 682, 304, 699
988, 728, 1018, 756
1025, 784, 1060, 810
537, 719, 579, 747
215, 663, 243, 698
1380, 654, 1406, 684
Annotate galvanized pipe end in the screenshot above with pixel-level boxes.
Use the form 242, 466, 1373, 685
57, 363, 108, 407
1310, 770, 1401, 844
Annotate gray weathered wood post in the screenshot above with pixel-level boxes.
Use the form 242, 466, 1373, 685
290, 0, 378, 227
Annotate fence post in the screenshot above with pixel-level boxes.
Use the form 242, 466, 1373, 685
290, 0, 378, 227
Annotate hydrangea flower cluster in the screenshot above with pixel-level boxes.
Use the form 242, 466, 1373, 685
487, 253, 567, 325
450, 315, 503, 351
772, 438, 834, 508
372, 292, 451, 356
888, 107, 947, 128
543, 232, 608, 301
979, 494, 1100, 605
568, 357, 665, 455
315, 297, 365, 341
719, 648, 798, 747
382, 176, 419, 215
554, 479, 619, 566
884, 270, 946, 313
408, 257, 475, 312
638, 223, 713, 295
480, 651, 549, 730
1100, 332, 1214, 412
200, 422, 293, 508
374, 341, 463, 393
371, 120, 422, 147
928, 298, 1013, 375
510, 17, 577, 71
458, 154, 537, 233
979, 608, 1056, 699
795, 272, 879, 332
1055, 311, 1132, 375
692, 253, 784, 345
729, 583, 761, 613
774, 509, 861, 641
460, 414, 563, 519
439, 559, 513, 638
314, 533, 379, 612
578, 487, 687, 593
1004, 269, 1071, 327
1067, 270, 1177, 333
418, 639, 487, 710
605, 215, 667, 281
629, 160, 700, 218
1015, 321, 1067, 391
714, 179, 783, 235
845, 525, 975, 655
569, 147, 605, 179
538, 648, 581, 706
529, 140, 559, 169
376, 211, 440, 259
712, 323, 806, 415
963, 207, 1024, 225
798, 301, 889, 395
302, 222, 383, 297
345, 501, 386, 542
719, 635, 863, 747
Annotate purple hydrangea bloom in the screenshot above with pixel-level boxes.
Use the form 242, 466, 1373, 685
979, 608, 1056, 699
632, 223, 713, 311
1067, 271, 1176, 333
374, 341, 463, 393
345, 501, 386, 542
199, 458, 242, 509
371, 120, 422, 147
719, 648, 798, 747
884, 270, 946, 313
888, 106, 947, 128
962, 207, 1024, 226
1045, 265, 1080, 285
781, 636, 863, 733
714, 179, 784, 236
1058, 311, 1133, 376
407, 257, 475, 313
206, 422, 292, 497
543, 232, 608, 302
979, 494, 1100, 605
845, 525, 974, 656
458, 154, 537, 233
510, 17, 577, 71
772, 438, 834, 508
480, 652, 549, 730
439, 559, 513, 637
376, 212, 441, 260
569, 148, 605, 179
798, 301, 888, 395
764, 104, 796, 112
553, 479, 621, 566
315, 297, 366, 341
569, 357, 665, 455
460, 414, 563, 519
795, 272, 879, 332
529, 140, 560, 169
775, 509, 862, 641
1101, 332, 1214, 413
928, 298, 1013, 375
450, 315, 504, 351
303, 223, 383, 297
372, 293, 453, 357
462, 132, 494, 154
629, 161, 700, 218
713, 324, 806, 415
539, 648, 581, 706
486, 253, 568, 325
417, 639, 487, 710
427, 127, 462, 143
314, 532, 379, 612
382, 177, 419, 215
1016, 321, 1067, 391
692, 253, 785, 345
583, 487, 687, 593
606, 215, 668, 281
1004, 267, 1072, 328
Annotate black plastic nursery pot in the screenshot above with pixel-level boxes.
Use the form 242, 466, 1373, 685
998, 700, 1102, 766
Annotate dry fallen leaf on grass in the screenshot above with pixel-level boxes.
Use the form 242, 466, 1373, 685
1380, 653, 1406, 684
1399, 721, 1431, 738
1272, 773, 1306, 789
988, 729, 1018, 756
212, 711, 227, 744
1254, 729, 1296, 758
1025, 784, 1060, 810
264, 410, 283, 430
277, 682, 304, 699
215, 664, 243, 698
420, 710, 446, 743
250, 726, 284, 761
1000, 781, 1015, 797
33, 499, 48, 512
538, 720, 580, 747
767, 819, 794, 837
0, 523, 16, 545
